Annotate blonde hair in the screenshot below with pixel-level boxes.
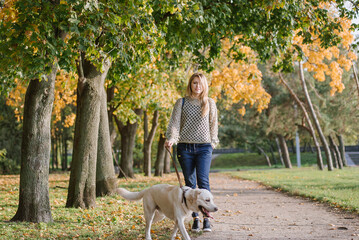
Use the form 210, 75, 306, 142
186, 73, 209, 117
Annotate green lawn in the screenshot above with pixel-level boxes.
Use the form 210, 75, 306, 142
211, 151, 327, 170
1, 152, 358, 239
0, 173, 184, 240
227, 167, 359, 213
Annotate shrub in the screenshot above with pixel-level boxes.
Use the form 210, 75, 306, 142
0, 149, 20, 174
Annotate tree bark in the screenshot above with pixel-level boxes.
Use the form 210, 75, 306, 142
302, 141, 307, 153
55, 136, 60, 169
328, 135, 343, 169
143, 110, 159, 177
337, 134, 347, 167
279, 73, 324, 170
107, 86, 117, 147
275, 137, 284, 166
114, 109, 143, 178
11, 63, 57, 223
298, 63, 333, 170
66, 56, 111, 208
353, 63, 359, 96
328, 136, 338, 168
51, 138, 56, 171
163, 149, 171, 174
278, 134, 292, 168
269, 144, 278, 165
255, 144, 271, 167
155, 134, 166, 176
332, 137, 343, 169
96, 87, 117, 196
290, 139, 295, 153
62, 138, 68, 171
308, 142, 314, 153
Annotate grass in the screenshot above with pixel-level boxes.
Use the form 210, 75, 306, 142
227, 166, 359, 213
211, 151, 325, 170
1, 152, 358, 239
0, 173, 192, 240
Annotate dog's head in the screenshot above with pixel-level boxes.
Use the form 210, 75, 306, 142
184, 188, 218, 218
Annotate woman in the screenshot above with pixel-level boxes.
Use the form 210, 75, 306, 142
165, 72, 219, 233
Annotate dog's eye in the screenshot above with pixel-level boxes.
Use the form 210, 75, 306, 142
206, 199, 210, 202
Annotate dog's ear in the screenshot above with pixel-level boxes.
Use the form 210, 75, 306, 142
195, 189, 202, 197
187, 189, 201, 204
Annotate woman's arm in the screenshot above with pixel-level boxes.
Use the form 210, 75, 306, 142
165, 98, 182, 148
209, 98, 219, 149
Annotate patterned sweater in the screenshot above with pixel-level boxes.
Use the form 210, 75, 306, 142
166, 96, 219, 148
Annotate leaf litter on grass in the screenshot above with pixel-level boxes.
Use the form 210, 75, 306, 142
0, 172, 183, 239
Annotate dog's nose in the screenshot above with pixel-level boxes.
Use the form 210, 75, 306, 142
214, 207, 218, 212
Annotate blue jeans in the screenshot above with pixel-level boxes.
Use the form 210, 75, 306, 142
177, 143, 213, 218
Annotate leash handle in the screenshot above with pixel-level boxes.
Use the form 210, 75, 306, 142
165, 146, 183, 188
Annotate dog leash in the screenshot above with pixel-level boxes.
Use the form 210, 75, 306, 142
165, 146, 190, 208
165, 146, 183, 188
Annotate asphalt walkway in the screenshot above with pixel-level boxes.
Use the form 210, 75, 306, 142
192, 173, 359, 240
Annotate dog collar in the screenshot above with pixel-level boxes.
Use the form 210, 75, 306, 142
181, 187, 189, 208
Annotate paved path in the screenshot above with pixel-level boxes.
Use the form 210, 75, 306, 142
192, 173, 359, 240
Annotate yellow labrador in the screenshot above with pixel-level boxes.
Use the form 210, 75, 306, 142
117, 184, 218, 240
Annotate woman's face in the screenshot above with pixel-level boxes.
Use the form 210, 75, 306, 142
191, 77, 203, 97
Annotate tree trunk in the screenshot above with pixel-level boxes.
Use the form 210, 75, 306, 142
96, 87, 117, 196
353, 63, 359, 96
275, 137, 284, 166
107, 86, 117, 147
66, 56, 111, 208
337, 134, 347, 167
269, 144, 278, 165
114, 109, 143, 178
328, 135, 343, 169
308, 142, 314, 153
279, 73, 324, 170
302, 141, 307, 153
51, 138, 56, 171
11, 63, 57, 223
333, 139, 343, 169
143, 110, 159, 177
62, 138, 68, 171
55, 136, 60, 169
328, 137, 338, 168
290, 139, 295, 153
298, 63, 333, 170
155, 134, 166, 176
278, 134, 292, 168
163, 149, 171, 174
255, 144, 271, 167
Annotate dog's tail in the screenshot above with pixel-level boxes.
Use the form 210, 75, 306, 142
116, 188, 145, 201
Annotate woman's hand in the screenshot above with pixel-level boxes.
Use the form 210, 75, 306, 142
165, 140, 173, 149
